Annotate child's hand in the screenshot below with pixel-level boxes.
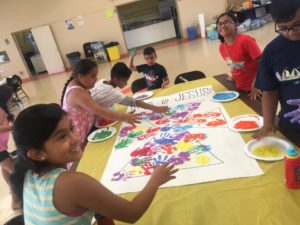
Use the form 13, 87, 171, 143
252, 124, 276, 140
284, 99, 300, 124
226, 75, 234, 82
153, 106, 168, 114
248, 87, 262, 101
150, 163, 178, 187
129, 48, 137, 57
161, 79, 169, 88
123, 111, 141, 124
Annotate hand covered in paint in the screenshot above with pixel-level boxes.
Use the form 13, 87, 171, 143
284, 99, 300, 124
129, 48, 137, 57
248, 87, 262, 101
149, 163, 178, 186
123, 110, 141, 125
153, 106, 169, 114
252, 123, 276, 140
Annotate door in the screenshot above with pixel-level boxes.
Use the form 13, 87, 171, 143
31, 25, 65, 74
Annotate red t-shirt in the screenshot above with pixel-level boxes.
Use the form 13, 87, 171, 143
219, 34, 262, 91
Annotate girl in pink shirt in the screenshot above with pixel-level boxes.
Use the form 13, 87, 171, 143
0, 84, 20, 209
61, 59, 140, 147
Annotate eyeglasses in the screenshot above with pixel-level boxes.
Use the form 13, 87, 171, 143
217, 20, 235, 27
275, 22, 300, 34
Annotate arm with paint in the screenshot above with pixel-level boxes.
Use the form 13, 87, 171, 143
129, 48, 138, 72
72, 88, 140, 124
55, 164, 178, 224
119, 97, 168, 114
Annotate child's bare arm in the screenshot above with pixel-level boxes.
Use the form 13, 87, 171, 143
129, 56, 137, 71
136, 100, 168, 113
0, 112, 12, 133
161, 77, 170, 88
55, 164, 178, 224
73, 89, 140, 124
253, 90, 278, 139
0, 124, 12, 133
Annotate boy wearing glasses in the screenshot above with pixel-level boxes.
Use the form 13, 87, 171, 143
129, 47, 170, 90
254, 0, 300, 138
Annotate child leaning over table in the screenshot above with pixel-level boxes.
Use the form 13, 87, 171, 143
129, 47, 170, 90
254, 0, 300, 139
90, 62, 168, 125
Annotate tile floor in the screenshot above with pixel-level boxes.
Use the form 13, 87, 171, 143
0, 22, 277, 223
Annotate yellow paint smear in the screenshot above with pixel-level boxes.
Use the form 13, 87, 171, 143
131, 167, 144, 175
176, 141, 194, 151
196, 155, 210, 165
252, 145, 282, 157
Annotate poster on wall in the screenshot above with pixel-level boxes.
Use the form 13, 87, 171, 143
76, 16, 85, 26
100, 86, 264, 194
65, 19, 75, 30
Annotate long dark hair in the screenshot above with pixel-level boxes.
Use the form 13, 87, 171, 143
10, 103, 66, 203
216, 12, 239, 43
60, 59, 97, 105
0, 84, 14, 122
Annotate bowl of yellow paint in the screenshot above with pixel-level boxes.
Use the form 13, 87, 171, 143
245, 136, 292, 161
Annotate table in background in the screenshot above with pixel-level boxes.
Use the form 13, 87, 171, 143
77, 75, 300, 225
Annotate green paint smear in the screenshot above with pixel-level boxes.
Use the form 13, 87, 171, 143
93, 131, 112, 140
115, 139, 132, 149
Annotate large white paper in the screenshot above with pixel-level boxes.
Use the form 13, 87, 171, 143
101, 86, 263, 194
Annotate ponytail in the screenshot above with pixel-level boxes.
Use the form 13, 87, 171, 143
60, 59, 97, 106
10, 156, 34, 202
60, 76, 74, 106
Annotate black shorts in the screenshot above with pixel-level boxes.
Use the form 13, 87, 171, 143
0, 150, 9, 163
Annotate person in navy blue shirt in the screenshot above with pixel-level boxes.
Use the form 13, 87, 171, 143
254, 0, 300, 138
129, 47, 170, 90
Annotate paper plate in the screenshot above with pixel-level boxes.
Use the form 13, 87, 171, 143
87, 127, 117, 143
245, 136, 292, 161
211, 91, 239, 102
95, 119, 118, 128
133, 91, 153, 100
228, 114, 263, 132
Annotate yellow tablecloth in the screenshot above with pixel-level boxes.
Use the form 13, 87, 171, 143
77, 77, 300, 225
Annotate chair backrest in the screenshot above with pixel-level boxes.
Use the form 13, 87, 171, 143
174, 71, 206, 84
131, 78, 147, 93
6, 74, 22, 90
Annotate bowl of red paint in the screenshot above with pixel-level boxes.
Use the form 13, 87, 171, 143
228, 114, 263, 132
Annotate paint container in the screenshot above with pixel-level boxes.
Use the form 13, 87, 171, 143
285, 147, 300, 189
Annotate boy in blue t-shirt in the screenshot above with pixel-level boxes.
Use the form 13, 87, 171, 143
129, 47, 170, 90
254, 0, 300, 138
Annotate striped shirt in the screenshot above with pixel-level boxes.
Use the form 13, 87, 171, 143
23, 168, 93, 225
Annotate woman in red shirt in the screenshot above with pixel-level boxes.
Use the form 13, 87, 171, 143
216, 12, 262, 100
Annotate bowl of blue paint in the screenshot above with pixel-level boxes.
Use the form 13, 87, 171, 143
211, 91, 239, 102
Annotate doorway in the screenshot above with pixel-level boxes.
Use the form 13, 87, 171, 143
116, 0, 182, 49
12, 29, 47, 76
158, 0, 182, 39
